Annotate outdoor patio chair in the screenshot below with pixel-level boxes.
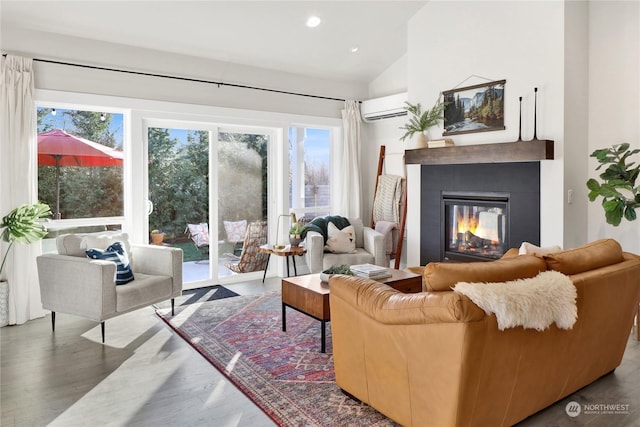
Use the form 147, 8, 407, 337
223, 219, 247, 256
186, 222, 210, 261
224, 220, 269, 273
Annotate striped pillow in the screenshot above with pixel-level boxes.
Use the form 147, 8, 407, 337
86, 241, 135, 285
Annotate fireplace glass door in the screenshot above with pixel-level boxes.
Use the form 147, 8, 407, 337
443, 193, 508, 260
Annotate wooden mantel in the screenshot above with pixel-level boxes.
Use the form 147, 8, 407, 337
404, 139, 554, 165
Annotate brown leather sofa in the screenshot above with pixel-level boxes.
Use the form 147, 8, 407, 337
329, 239, 640, 427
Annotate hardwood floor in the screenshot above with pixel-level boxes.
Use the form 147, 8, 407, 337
1, 278, 638, 427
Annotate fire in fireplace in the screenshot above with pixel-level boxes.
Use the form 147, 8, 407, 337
443, 192, 509, 261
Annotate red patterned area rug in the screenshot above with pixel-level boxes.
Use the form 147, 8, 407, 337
156, 292, 397, 427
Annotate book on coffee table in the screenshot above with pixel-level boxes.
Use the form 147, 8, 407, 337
354, 271, 393, 279
350, 263, 391, 279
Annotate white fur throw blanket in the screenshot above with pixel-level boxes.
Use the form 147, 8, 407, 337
453, 271, 577, 331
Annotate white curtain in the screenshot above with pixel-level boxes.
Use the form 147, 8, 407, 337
339, 100, 362, 219
1, 55, 46, 324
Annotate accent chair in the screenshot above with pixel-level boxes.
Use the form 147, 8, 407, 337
36, 231, 183, 343
304, 217, 387, 274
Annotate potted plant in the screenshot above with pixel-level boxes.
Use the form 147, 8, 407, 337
0, 202, 51, 327
289, 223, 306, 247
150, 229, 165, 245
320, 264, 354, 282
399, 99, 448, 148
587, 143, 640, 226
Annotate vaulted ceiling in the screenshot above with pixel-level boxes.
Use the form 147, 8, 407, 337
1, 1, 427, 82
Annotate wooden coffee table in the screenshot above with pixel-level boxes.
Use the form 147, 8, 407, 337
281, 270, 421, 352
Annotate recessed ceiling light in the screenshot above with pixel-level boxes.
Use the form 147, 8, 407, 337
306, 16, 321, 28
351, 47, 359, 53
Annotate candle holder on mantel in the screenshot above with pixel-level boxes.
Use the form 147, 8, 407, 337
531, 87, 538, 141
517, 96, 523, 141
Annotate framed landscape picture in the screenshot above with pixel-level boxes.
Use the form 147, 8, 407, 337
443, 79, 506, 136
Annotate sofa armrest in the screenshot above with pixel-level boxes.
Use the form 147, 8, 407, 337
36, 253, 118, 322
329, 275, 485, 324
131, 244, 183, 296
362, 226, 388, 268
304, 231, 325, 273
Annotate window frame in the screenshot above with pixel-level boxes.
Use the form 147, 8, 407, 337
34, 100, 130, 232
288, 124, 335, 220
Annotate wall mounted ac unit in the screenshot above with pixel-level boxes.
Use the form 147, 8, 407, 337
361, 92, 408, 122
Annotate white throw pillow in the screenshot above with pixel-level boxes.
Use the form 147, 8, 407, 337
519, 241, 562, 257
82, 232, 133, 266
325, 222, 356, 254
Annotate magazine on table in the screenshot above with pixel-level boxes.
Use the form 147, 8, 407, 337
350, 263, 390, 278
354, 271, 392, 279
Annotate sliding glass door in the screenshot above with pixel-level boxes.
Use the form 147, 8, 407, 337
217, 129, 269, 278
146, 123, 271, 288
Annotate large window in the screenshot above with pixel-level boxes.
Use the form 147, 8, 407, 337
36, 107, 125, 221
35, 91, 339, 286
289, 126, 331, 220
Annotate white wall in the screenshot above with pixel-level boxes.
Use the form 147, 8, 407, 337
563, 0, 590, 250
587, 1, 640, 253
1, 26, 368, 118
368, 54, 409, 99
360, 54, 411, 225
366, 0, 640, 263
402, 1, 566, 266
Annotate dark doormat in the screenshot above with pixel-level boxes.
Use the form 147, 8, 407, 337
155, 285, 240, 310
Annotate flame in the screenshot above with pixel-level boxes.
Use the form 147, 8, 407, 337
456, 212, 478, 235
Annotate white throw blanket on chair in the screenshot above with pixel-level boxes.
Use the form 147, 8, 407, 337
375, 220, 396, 255
453, 270, 577, 331
373, 174, 403, 224
373, 175, 403, 256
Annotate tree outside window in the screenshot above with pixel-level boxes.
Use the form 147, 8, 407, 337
36, 107, 124, 220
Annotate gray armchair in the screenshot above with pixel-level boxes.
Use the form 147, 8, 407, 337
36, 231, 182, 343
304, 217, 387, 274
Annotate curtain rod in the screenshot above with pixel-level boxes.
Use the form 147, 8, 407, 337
2, 53, 350, 103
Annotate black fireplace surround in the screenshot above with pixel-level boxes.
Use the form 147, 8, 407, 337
421, 162, 540, 264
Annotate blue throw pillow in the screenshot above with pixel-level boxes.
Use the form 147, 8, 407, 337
86, 241, 135, 285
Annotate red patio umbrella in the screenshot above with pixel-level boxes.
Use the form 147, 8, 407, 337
38, 129, 124, 219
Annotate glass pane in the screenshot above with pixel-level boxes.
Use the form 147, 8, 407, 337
148, 128, 209, 282
37, 107, 124, 220
218, 131, 269, 277
445, 202, 507, 259
289, 126, 330, 221
42, 224, 122, 254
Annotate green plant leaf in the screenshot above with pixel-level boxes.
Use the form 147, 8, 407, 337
588, 190, 600, 202
588, 143, 640, 225
605, 204, 624, 226
1, 202, 51, 245
615, 143, 630, 153
600, 164, 627, 181
399, 98, 447, 142
603, 199, 621, 212
586, 178, 600, 191
598, 185, 622, 198
1, 202, 52, 277
624, 206, 637, 221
